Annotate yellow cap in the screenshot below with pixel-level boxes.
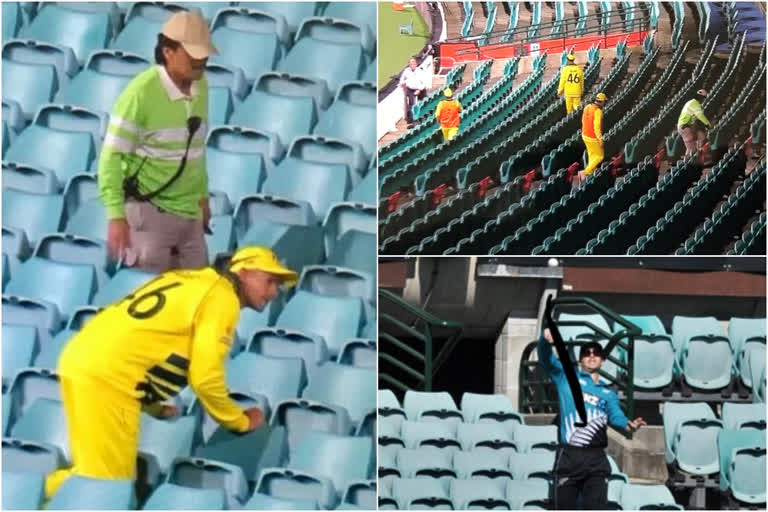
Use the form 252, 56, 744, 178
596, 92, 607, 101
162, 11, 219, 59
444, 88, 453, 97
229, 246, 297, 287
567, 53, 575, 61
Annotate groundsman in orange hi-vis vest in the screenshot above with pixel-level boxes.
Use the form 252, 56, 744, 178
558, 53, 584, 114
44, 246, 297, 501
580, 92, 608, 182
435, 87, 462, 141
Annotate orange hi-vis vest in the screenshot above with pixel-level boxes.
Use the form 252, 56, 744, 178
436, 99, 461, 128
582, 103, 603, 140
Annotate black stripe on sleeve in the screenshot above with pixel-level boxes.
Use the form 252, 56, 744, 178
167, 354, 190, 371
147, 365, 188, 389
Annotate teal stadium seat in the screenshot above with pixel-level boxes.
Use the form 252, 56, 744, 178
511, 424, 557, 453
392, 477, 452, 509
328, 230, 376, 278
35, 233, 109, 288
226, 352, 305, 413
401, 420, 460, 451
403, 390, 462, 423
623, 315, 675, 390
672, 316, 733, 391
167, 457, 249, 509
721, 402, 766, 431
323, 202, 376, 258
138, 413, 197, 478
48, 476, 136, 509
663, 402, 722, 475
143, 483, 225, 510
339, 480, 376, 509
239, 2, 318, 35
298, 265, 372, 300
396, 446, 454, 480
3, 162, 60, 195
243, 492, 317, 510
2, 189, 64, 249
509, 451, 555, 480
457, 422, 516, 457
453, 449, 510, 481
2, 471, 45, 510
460, 392, 524, 432
323, 1, 376, 55
2, 436, 64, 475
21, 3, 113, 65
9, 397, 69, 462
718, 429, 766, 505
278, 18, 365, 94
348, 166, 376, 205
111, 3, 181, 61
505, 479, 550, 509
619, 483, 682, 510
205, 215, 235, 263
34, 307, 96, 369
205, 137, 268, 215
729, 317, 766, 388
1, 55, 58, 121
314, 81, 376, 159
338, 338, 376, 368
2, 2, 23, 42
1, 324, 39, 391
451, 478, 510, 509
209, 8, 284, 82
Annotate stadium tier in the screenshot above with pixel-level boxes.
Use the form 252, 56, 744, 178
1, 1, 376, 509
378, 2, 766, 256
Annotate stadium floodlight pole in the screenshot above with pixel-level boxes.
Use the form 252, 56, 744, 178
544, 295, 588, 427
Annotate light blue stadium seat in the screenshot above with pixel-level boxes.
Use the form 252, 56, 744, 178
1, 57, 58, 122
460, 392, 523, 431
110, 4, 174, 60
511, 424, 557, 454
323, 1, 376, 55
20, 3, 113, 65
9, 397, 68, 461
672, 316, 733, 390
4, 105, 100, 185
2, 471, 45, 510
457, 422, 517, 459
208, 85, 234, 126
63, 198, 107, 243
401, 420, 460, 451
193, 391, 268, 445
751, 349, 766, 403
2, 226, 32, 276
261, 147, 351, 222
619, 483, 682, 510
729, 317, 766, 388
35, 233, 109, 288
338, 338, 376, 368
314, 81, 376, 158
722, 402, 766, 431
298, 264, 372, 300
622, 314, 667, 335
236, 298, 283, 340
2, 2, 24, 42
2, 295, 62, 339
556, 312, 612, 341
1, 324, 39, 391
2, 162, 59, 194
396, 446, 455, 480
5, 256, 97, 323
392, 477, 452, 509
348, 167, 376, 205
323, 202, 376, 257
204, 215, 235, 262
292, 134, 367, 185
453, 449, 510, 482
327, 229, 376, 280
91, 267, 156, 307
208, 123, 280, 171
244, 492, 318, 510
404, 391, 462, 423
3, 98, 25, 136
510, 451, 556, 481
167, 457, 249, 509
663, 401, 722, 475
2, 38, 78, 88
47, 2, 123, 40
7, 367, 61, 423
729, 445, 766, 504
279, 18, 365, 94
233, 197, 324, 271
238, 2, 318, 35
55, 50, 149, 116
505, 479, 549, 508
633, 333, 675, 389
363, 57, 376, 82
206, 135, 267, 215
718, 429, 765, 501
2, 437, 64, 474
450, 478, 510, 510
143, 483, 226, 510
3, 188, 64, 248
138, 413, 197, 479
62, 172, 99, 222
339, 480, 376, 510
231, 82, 317, 150
273, 363, 374, 449
275, 290, 363, 357
379, 389, 406, 424
226, 352, 305, 413
48, 475, 136, 510
206, 61, 248, 99
250, 69, 333, 112
248, 328, 329, 370
257, 431, 371, 509
210, 8, 283, 82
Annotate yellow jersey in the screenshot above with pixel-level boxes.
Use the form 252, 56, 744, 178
558, 64, 584, 98
57, 267, 250, 432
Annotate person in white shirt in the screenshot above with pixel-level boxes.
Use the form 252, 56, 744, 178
399, 57, 428, 127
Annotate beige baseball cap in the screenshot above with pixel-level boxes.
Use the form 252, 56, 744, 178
162, 11, 218, 60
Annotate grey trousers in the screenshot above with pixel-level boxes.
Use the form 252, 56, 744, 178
678, 125, 701, 156
124, 201, 208, 273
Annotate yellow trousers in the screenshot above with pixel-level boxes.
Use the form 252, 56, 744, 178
565, 96, 582, 114
441, 126, 459, 141
582, 136, 604, 176
44, 373, 140, 499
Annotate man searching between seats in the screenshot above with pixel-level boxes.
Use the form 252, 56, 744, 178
100, 10, 216, 273
539, 328, 646, 509
678, 89, 711, 156
44, 247, 296, 500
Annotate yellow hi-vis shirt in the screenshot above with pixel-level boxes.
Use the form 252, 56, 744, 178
558, 64, 584, 98
57, 267, 250, 432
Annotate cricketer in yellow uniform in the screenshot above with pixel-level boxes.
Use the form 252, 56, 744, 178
435, 87, 462, 141
581, 93, 608, 180
558, 54, 584, 114
45, 247, 297, 499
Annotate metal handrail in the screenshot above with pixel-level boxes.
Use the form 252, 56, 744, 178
379, 289, 464, 392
